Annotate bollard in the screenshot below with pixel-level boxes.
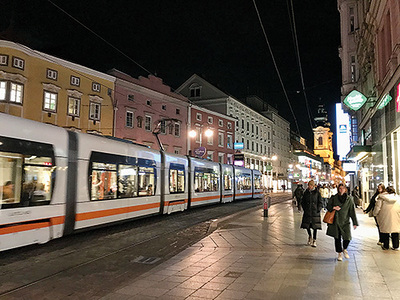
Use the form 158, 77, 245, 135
263, 195, 271, 217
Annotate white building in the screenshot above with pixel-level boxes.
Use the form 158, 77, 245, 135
177, 74, 291, 189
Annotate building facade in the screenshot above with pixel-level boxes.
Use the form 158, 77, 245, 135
338, 0, 400, 204
177, 74, 292, 190
0, 40, 115, 135
189, 105, 236, 163
109, 69, 189, 154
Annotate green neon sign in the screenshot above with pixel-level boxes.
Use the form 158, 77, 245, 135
344, 90, 367, 110
378, 94, 392, 109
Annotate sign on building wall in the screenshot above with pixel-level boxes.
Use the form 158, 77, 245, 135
343, 90, 367, 111
336, 103, 351, 160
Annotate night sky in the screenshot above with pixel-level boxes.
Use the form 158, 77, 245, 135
1, 0, 342, 148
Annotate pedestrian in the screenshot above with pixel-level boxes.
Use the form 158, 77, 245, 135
326, 183, 358, 261
352, 186, 361, 208
300, 180, 323, 247
294, 184, 304, 212
320, 184, 329, 211
364, 183, 385, 245
374, 186, 400, 250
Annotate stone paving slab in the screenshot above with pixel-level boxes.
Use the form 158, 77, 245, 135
101, 200, 400, 300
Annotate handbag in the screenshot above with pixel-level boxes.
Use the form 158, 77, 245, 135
323, 210, 336, 224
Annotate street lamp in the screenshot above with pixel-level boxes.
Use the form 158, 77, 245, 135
188, 126, 213, 149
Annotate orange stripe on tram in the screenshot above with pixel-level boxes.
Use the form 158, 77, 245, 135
192, 195, 220, 202
0, 216, 65, 235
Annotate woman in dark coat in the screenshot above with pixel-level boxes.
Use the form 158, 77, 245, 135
364, 183, 385, 245
327, 183, 358, 261
301, 180, 323, 247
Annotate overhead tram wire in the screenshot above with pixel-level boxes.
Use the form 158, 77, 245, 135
288, 0, 315, 131
252, 0, 300, 135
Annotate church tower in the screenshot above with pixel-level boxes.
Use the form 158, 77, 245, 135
313, 105, 335, 166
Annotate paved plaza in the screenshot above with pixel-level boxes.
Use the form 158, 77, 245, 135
102, 199, 400, 300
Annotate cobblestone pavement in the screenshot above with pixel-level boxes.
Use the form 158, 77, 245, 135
100, 200, 400, 300
0, 193, 292, 299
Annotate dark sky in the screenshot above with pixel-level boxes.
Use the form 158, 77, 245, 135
1, 0, 342, 146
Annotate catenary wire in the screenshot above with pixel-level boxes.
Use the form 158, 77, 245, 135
252, 0, 300, 135
288, 0, 315, 130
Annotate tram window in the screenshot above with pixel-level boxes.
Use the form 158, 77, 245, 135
194, 167, 219, 193
138, 167, 155, 196
118, 165, 138, 198
91, 162, 117, 200
254, 174, 262, 189
170, 166, 185, 193
237, 174, 251, 190
224, 174, 232, 190
24, 156, 54, 205
0, 152, 22, 205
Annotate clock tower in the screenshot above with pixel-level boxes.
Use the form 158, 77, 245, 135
313, 105, 335, 167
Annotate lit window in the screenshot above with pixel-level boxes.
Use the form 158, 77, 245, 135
0, 81, 7, 101
227, 135, 232, 149
89, 102, 101, 120
12, 57, 24, 70
126, 111, 134, 128
145, 115, 152, 131
70, 76, 80, 86
68, 97, 80, 117
43, 91, 57, 112
0, 55, 8, 66
46, 69, 58, 80
92, 82, 101, 92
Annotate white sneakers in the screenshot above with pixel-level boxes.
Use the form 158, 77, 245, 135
311, 239, 317, 247
337, 250, 350, 261
307, 236, 312, 245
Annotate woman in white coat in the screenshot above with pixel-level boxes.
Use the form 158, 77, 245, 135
374, 186, 400, 250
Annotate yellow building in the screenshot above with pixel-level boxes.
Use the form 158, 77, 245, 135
313, 126, 335, 167
0, 40, 115, 135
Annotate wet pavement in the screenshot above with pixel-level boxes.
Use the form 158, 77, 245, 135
100, 199, 400, 300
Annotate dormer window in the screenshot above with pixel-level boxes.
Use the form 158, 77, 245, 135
189, 83, 201, 98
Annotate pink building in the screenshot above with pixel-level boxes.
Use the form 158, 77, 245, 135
109, 69, 189, 154
189, 105, 236, 164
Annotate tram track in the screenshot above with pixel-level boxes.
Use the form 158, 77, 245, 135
0, 194, 292, 299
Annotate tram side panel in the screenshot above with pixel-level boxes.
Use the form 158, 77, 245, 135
74, 133, 162, 231
252, 169, 264, 199
189, 158, 221, 207
0, 114, 68, 251
234, 166, 253, 200
162, 152, 189, 214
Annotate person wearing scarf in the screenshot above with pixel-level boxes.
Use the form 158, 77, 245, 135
326, 183, 358, 261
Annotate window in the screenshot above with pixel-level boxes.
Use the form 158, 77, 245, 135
254, 174, 262, 189
127, 94, 134, 101
174, 122, 180, 137
12, 57, 24, 69
227, 122, 232, 130
0, 55, 8, 66
208, 116, 213, 124
91, 162, 117, 200
194, 167, 219, 192
207, 133, 213, 145
92, 82, 101, 92
241, 119, 244, 129
0, 136, 55, 208
256, 143, 259, 152
138, 167, 155, 196
118, 165, 138, 197
349, 7, 355, 32
190, 86, 201, 98
145, 115, 152, 131
218, 154, 224, 163
206, 152, 213, 161
146, 99, 152, 106
236, 173, 252, 190
247, 122, 249, 131
162, 104, 166, 110
219, 119, 223, 127
0, 81, 5, 100
224, 173, 233, 190
46, 69, 58, 80
227, 135, 233, 149
10, 83, 23, 103
256, 126, 259, 135
196, 113, 202, 121
70, 76, 80, 86
68, 97, 80, 117
252, 141, 254, 151
195, 127, 201, 143
350, 55, 357, 82
43, 91, 57, 112
218, 132, 224, 147
160, 120, 166, 134
252, 124, 254, 133
318, 136, 323, 146
169, 123, 174, 135
126, 111, 134, 128
89, 102, 101, 120
247, 140, 249, 149
137, 116, 143, 128
169, 164, 185, 193
176, 108, 180, 115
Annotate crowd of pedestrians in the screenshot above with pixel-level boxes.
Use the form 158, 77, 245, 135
293, 181, 400, 261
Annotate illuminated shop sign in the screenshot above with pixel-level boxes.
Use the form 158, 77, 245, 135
378, 93, 392, 110
234, 142, 244, 149
335, 103, 351, 161
343, 90, 367, 111
397, 83, 400, 112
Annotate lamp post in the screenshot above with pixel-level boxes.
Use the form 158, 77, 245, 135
188, 125, 213, 157
262, 155, 278, 191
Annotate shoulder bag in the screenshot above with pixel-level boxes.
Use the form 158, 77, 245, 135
323, 210, 335, 224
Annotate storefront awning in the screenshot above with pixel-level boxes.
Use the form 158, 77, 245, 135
346, 145, 372, 161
